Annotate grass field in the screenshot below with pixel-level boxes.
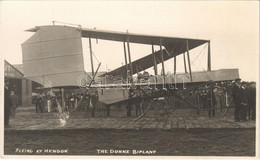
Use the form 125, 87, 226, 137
4, 128, 255, 156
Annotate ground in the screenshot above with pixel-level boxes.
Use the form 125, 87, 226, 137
4, 129, 255, 156
3, 105, 256, 156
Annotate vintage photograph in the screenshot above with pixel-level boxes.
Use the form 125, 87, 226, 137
1, 1, 259, 158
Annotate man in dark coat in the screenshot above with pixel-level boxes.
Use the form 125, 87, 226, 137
126, 87, 134, 117
232, 78, 242, 121
247, 82, 256, 120
240, 82, 248, 121
4, 79, 11, 128
207, 82, 217, 117
92, 90, 99, 117
35, 94, 43, 113
86, 89, 99, 117
10, 91, 19, 118
200, 88, 207, 109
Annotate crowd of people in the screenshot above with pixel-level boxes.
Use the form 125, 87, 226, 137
190, 78, 256, 121
232, 78, 256, 121
190, 80, 233, 117
123, 77, 256, 121
33, 92, 52, 113
4, 77, 256, 128
32, 90, 99, 117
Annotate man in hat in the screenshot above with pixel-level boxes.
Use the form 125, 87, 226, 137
87, 89, 99, 117
92, 90, 99, 117
4, 79, 11, 128
126, 87, 134, 117
247, 82, 256, 120
232, 78, 242, 121
10, 91, 19, 118
35, 94, 43, 113
240, 81, 248, 121
207, 81, 217, 117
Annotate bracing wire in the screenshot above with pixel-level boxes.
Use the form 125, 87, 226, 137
191, 43, 208, 65
91, 50, 100, 64
191, 43, 208, 71
89, 45, 100, 64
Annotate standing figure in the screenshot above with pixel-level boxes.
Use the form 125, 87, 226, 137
126, 87, 134, 117
247, 82, 256, 120
40, 93, 46, 113
56, 93, 62, 109
4, 79, 11, 128
207, 82, 216, 117
217, 86, 225, 111
232, 78, 242, 121
64, 93, 70, 112
135, 86, 143, 117
213, 85, 219, 109
35, 94, 42, 113
88, 90, 99, 117
9, 91, 19, 118
85, 93, 90, 112
220, 82, 227, 108
201, 88, 207, 110
240, 82, 248, 121
69, 93, 75, 110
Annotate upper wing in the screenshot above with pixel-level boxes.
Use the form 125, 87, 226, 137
26, 25, 209, 46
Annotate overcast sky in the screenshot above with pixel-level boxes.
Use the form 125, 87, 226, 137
1, 1, 259, 81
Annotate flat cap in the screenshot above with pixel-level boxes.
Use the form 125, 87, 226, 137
235, 78, 241, 81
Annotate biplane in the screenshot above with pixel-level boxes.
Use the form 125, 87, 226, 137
22, 22, 239, 119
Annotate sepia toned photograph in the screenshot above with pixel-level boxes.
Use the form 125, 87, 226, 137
1, 1, 259, 159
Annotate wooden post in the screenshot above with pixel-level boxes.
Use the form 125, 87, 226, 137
174, 56, 176, 75
186, 40, 193, 82
207, 41, 211, 71
183, 53, 187, 73
22, 79, 32, 106
89, 37, 95, 77
127, 36, 133, 81
152, 44, 158, 76
159, 38, 165, 77
27, 80, 32, 105
21, 79, 26, 106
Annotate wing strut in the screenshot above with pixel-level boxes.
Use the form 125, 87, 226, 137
123, 41, 128, 78
89, 37, 95, 77
152, 44, 158, 77
183, 53, 187, 73
174, 55, 176, 75
127, 35, 133, 83
159, 38, 165, 78
186, 40, 193, 82
207, 41, 211, 71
